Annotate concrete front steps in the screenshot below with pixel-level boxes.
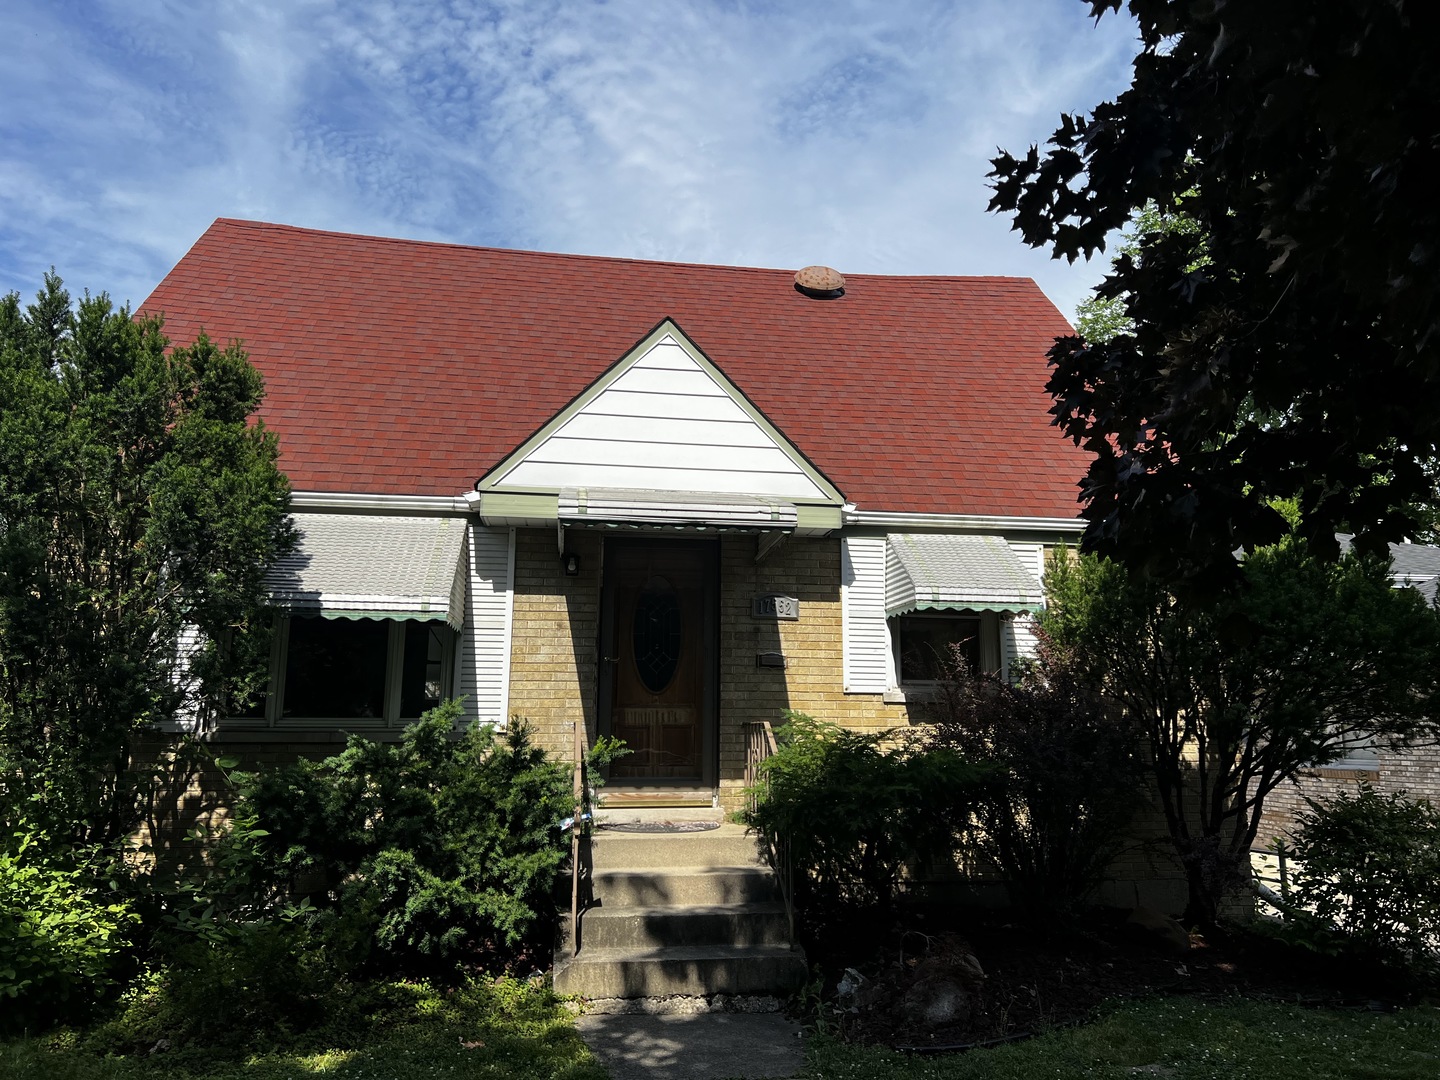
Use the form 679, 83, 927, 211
552, 819, 807, 1000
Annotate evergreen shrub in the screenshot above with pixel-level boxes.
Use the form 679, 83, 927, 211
234, 701, 574, 975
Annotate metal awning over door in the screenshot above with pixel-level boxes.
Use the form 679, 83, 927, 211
558, 488, 798, 531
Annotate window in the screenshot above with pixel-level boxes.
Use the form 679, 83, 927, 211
884, 609, 1003, 704
1329, 730, 1379, 771
237, 615, 457, 727
875, 613, 1002, 705
891, 612, 982, 683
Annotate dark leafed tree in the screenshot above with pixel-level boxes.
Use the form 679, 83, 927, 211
1072, 195, 1206, 346
1042, 538, 1440, 928
0, 274, 293, 846
989, 1, 1440, 585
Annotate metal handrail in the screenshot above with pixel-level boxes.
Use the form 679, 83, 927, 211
570, 719, 585, 956
744, 719, 795, 948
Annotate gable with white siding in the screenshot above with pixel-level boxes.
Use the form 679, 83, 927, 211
483, 324, 836, 503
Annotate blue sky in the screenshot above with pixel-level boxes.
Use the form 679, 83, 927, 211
2, 0, 1138, 320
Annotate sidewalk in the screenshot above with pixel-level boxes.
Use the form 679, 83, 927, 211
576, 1012, 805, 1080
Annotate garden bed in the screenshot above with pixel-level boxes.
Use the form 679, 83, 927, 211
809, 903, 1421, 1050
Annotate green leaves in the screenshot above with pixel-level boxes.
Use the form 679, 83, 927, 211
990, 1, 1440, 581
1040, 538, 1440, 925
742, 712, 991, 922
232, 703, 574, 974
0, 275, 292, 847
0, 820, 138, 1031
1284, 786, 1440, 979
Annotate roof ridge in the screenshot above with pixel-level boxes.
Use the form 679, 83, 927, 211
207, 218, 1040, 285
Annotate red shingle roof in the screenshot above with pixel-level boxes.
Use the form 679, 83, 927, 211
140, 219, 1085, 518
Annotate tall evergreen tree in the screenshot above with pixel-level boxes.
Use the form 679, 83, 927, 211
0, 274, 292, 845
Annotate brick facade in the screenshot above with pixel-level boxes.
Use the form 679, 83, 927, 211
506, 529, 921, 812
507, 528, 604, 757
1256, 742, 1440, 847
148, 525, 1195, 913
133, 729, 360, 859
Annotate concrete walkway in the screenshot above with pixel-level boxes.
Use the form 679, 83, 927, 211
576, 1012, 805, 1080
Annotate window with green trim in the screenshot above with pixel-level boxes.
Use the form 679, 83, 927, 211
890, 611, 983, 683
236, 615, 456, 727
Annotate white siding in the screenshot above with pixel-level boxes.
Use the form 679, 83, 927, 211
842, 536, 891, 693
459, 525, 515, 728
1005, 541, 1045, 584
495, 337, 828, 500
163, 624, 204, 733
1002, 542, 1045, 681
1001, 613, 1040, 681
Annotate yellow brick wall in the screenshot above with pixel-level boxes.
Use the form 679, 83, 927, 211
507, 528, 603, 762
132, 730, 359, 861
500, 530, 920, 808
1255, 743, 1440, 847
715, 533, 919, 810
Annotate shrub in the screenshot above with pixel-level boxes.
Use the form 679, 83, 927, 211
1281, 784, 1440, 979
927, 638, 1144, 919
742, 711, 989, 925
0, 823, 137, 1033
234, 701, 575, 975
86, 917, 403, 1059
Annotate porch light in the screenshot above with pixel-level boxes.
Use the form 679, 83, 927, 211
563, 551, 581, 576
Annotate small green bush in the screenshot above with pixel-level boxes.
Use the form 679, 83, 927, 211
1281, 784, 1440, 979
86, 928, 410, 1060
234, 701, 574, 975
927, 639, 1144, 919
742, 711, 989, 921
0, 824, 137, 1033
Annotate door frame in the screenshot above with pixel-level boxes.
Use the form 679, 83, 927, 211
596, 535, 719, 790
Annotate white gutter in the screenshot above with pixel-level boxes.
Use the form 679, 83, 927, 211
291, 491, 472, 514
845, 509, 1085, 533
290, 493, 1085, 535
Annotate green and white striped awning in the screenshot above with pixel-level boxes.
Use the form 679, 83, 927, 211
266, 513, 468, 629
885, 533, 1043, 616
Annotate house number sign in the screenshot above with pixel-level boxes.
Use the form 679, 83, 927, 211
752, 594, 800, 620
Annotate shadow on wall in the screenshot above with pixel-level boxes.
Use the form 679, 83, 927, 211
130, 735, 234, 870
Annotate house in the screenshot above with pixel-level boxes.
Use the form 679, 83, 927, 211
140, 218, 1088, 813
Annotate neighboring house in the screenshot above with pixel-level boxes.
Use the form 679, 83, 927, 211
1257, 540, 1440, 844
141, 218, 1088, 813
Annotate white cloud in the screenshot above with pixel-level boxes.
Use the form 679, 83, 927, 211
0, 0, 1138, 316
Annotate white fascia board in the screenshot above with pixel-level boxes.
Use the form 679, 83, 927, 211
845, 510, 1084, 534
292, 491, 473, 514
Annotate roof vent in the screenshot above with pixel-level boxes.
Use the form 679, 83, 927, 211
794, 265, 845, 299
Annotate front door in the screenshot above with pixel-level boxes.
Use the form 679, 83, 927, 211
598, 539, 717, 786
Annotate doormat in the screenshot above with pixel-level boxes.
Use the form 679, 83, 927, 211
601, 821, 722, 834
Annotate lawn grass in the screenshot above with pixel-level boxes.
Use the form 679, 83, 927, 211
803, 997, 1440, 1080
2, 977, 606, 1080
8, 990, 1438, 1079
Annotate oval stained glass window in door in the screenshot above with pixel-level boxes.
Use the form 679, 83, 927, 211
632, 575, 682, 693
